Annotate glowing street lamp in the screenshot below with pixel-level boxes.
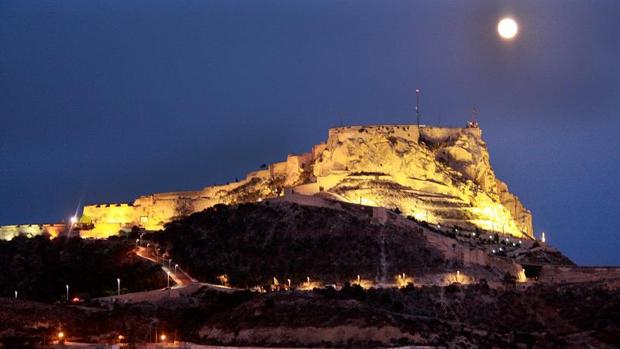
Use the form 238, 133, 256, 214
70, 216, 78, 225
66, 284, 69, 302
160, 334, 167, 342
117, 278, 121, 296
174, 264, 179, 277
58, 331, 65, 344
14, 290, 17, 299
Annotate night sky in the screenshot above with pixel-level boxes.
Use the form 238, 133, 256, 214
1, 1, 618, 265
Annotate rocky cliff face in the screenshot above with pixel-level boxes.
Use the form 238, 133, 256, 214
312, 125, 532, 237
79, 124, 532, 238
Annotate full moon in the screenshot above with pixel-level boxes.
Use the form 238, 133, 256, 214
497, 17, 518, 39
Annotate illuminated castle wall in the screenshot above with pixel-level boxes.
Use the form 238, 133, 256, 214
0, 224, 67, 240
0, 124, 533, 240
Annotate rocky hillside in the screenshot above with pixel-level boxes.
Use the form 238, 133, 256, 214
199, 283, 619, 348
1, 283, 617, 348
151, 201, 446, 288
314, 125, 532, 237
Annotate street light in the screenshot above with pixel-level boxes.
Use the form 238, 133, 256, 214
174, 264, 179, 277
117, 278, 121, 296
167, 271, 170, 289
58, 331, 65, 344
70, 216, 77, 225
160, 334, 167, 342
14, 290, 17, 299
66, 284, 69, 302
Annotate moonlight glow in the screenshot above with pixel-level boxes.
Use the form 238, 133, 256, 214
497, 17, 518, 39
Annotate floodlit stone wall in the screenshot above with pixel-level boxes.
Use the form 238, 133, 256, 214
0, 223, 66, 240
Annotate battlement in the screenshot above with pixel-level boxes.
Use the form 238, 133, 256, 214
328, 124, 420, 140
91, 203, 134, 208
327, 124, 481, 145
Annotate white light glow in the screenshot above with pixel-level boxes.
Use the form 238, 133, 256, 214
498, 17, 518, 39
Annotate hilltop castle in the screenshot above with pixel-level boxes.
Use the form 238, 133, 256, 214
1, 124, 532, 240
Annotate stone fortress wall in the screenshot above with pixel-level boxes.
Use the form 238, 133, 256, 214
0, 223, 67, 240
0, 124, 534, 240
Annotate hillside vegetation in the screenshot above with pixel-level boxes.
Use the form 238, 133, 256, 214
0, 235, 166, 301
1, 283, 617, 348
152, 202, 445, 288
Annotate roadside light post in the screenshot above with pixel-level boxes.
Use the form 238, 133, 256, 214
168, 259, 172, 269
14, 290, 17, 299
66, 284, 69, 302
167, 271, 170, 289
175, 264, 179, 277
136, 238, 139, 247
117, 278, 121, 296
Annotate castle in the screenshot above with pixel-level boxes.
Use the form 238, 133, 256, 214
0, 124, 533, 240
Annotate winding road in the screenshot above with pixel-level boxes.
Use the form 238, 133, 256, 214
95, 244, 237, 304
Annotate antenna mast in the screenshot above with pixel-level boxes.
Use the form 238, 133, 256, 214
415, 88, 421, 127
468, 106, 479, 128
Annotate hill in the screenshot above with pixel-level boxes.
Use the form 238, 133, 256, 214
151, 201, 445, 288
0, 235, 166, 302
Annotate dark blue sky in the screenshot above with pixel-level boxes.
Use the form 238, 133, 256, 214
1, 1, 618, 265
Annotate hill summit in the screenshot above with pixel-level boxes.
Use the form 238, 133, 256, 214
0, 124, 533, 240
80, 124, 532, 238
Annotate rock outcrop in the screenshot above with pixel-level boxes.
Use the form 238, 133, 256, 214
76, 124, 532, 239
